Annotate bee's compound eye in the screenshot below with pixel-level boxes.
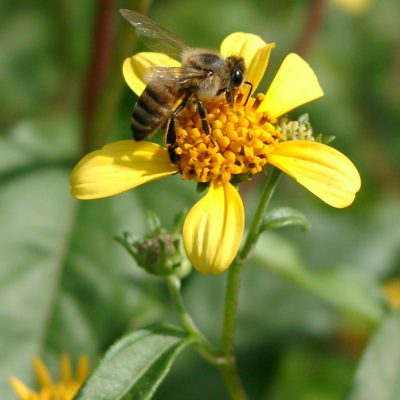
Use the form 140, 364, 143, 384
231, 68, 243, 87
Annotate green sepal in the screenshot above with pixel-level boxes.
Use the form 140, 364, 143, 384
230, 172, 253, 186
297, 113, 310, 124
115, 231, 139, 259
196, 182, 209, 193
173, 209, 186, 234
315, 133, 336, 144
260, 207, 310, 233
147, 210, 162, 234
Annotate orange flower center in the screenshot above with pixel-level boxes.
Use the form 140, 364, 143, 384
172, 93, 283, 184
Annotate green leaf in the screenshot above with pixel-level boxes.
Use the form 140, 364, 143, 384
261, 207, 310, 232
348, 312, 400, 400
75, 325, 193, 400
0, 127, 163, 398
252, 234, 386, 323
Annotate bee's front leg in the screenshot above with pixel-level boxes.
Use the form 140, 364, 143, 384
193, 98, 210, 135
172, 95, 190, 118
243, 81, 253, 106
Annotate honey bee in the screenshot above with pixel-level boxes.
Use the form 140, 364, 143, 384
120, 10, 251, 162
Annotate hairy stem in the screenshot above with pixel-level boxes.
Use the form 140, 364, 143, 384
219, 167, 282, 399
165, 275, 220, 366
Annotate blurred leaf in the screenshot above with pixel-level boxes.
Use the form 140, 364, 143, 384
75, 325, 193, 400
267, 345, 356, 400
347, 311, 400, 400
261, 207, 310, 232
252, 234, 386, 323
0, 128, 158, 398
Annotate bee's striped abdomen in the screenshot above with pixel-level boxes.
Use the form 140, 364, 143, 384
131, 84, 177, 141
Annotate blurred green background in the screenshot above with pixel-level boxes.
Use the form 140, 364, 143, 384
1, 0, 400, 399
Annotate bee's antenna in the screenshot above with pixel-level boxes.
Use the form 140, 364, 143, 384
243, 81, 253, 106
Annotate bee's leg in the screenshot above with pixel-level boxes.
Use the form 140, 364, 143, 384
193, 98, 210, 135
165, 118, 180, 165
243, 81, 253, 106
225, 89, 234, 108
172, 95, 190, 118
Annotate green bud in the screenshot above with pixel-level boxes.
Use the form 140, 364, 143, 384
115, 211, 191, 278
277, 113, 314, 142
133, 232, 182, 276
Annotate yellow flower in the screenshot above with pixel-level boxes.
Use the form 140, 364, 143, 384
10, 354, 89, 400
70, 32, 361, 275
331, 0, 372, 14
383, 279, 400, 309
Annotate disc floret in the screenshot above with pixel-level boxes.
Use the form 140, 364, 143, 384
173, 94, 283, 185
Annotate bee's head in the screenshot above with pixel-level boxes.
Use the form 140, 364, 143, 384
224, 56, 246, 107
226, 56, 246, 89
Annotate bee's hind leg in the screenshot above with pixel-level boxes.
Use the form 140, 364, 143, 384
165, 118, 180, 165
164, 96, 192, 165
193, 98, 210, 135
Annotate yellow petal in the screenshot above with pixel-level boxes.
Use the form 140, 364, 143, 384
384, 279, 400, 309
183, 182, 244, 275
71, 140, 177, 199
268, 141, 361, 208
123, 52, 180, 96
9, 377, 36, 399
259, 53, 324, 118
33, 357, 53, 387
77, 355, 90, 382
220, 32, 275, 91
60, 353, 72, 384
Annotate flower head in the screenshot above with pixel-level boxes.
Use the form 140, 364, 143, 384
71, 32, 360, 275
10, 354, 89, 400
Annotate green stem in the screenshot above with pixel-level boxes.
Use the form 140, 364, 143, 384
239, 167, 282, 263
219, 167, 282, 399
218, 355, 247, 400
165, 275, 220, 366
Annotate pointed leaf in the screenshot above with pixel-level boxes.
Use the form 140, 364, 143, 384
261, 207, 310, 232
75, 325, 193, 400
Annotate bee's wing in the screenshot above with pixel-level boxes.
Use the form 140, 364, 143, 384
120, 9, 190, 56
144, 66, 210, 86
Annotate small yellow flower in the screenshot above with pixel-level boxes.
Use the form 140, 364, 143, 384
383, 279, 400, 309
10, 354, 89, 400
331, 0, 372, 14
70, 32, 360, 275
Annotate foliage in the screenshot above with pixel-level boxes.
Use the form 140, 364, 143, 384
1, 0, 400, 399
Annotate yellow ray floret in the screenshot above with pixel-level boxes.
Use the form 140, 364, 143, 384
70, 141, 177, 199
10, 354, 89, 400
123, 52, 180, 96
220, 32, 275, 91
183, 182, 244, 274
268, 141, 361, 208
259, 53, 324, 118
